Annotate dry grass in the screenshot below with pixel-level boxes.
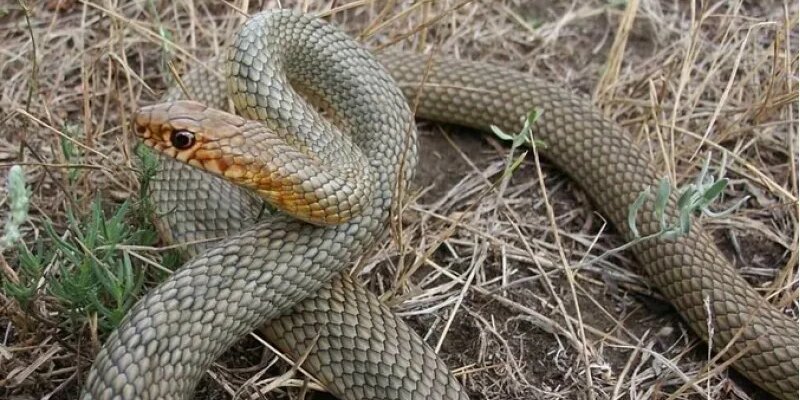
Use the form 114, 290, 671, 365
1, 1, 797, 399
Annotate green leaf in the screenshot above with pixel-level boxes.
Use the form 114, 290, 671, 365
654, 177, 671, 230
678, 205, 693, 235
700, 178, 728, 205
490, 125, 514, 142
627, 186, 650, 238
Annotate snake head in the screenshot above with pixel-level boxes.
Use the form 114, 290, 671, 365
133, 100, 253, 175
133, 100, 364, 225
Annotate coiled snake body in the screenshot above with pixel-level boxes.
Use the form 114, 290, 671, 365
81, 10, 798, 400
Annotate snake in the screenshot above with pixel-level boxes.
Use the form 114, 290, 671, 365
80, 9, 798, 400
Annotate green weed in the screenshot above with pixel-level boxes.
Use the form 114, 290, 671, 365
1, 146, 169, 334
628, 151, 749, 240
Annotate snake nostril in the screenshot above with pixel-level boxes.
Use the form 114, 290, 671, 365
170, 130, 196, 149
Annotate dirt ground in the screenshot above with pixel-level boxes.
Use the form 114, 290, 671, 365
0, 1, 797, 400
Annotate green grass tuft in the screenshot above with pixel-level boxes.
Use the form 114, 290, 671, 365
1, 147, 172, 335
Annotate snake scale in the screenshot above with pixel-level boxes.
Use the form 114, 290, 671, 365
80, 10, 798, 400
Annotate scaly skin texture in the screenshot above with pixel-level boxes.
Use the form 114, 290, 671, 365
81, 9, 798, 400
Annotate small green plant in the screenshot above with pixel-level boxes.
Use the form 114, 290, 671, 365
3, 194, 156, 332
490, 109, 546, 149
490, 108, 548, 177
134, 144, 160, 226
1, 147, 171, 334
628, 152, 749, 240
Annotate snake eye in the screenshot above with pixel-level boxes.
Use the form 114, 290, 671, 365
170, 130, 196, 149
